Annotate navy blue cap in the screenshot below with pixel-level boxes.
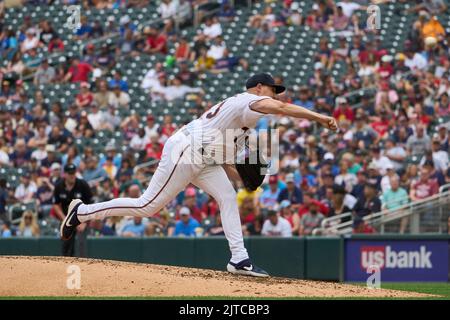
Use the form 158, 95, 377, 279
64, 163, 77, 173
245, 73, 286, 94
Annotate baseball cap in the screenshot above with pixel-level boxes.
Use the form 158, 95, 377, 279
245, 73, 286, 94
185, 187, 196, 197
46, 144, 56, 152
64, 164, 77, 174
285, 173, 294, 183
268, 175, 278, 184
180, 207, 191, 216
280, 200, 291, 209
324, 152, 335, 161
50, 163, 61, 171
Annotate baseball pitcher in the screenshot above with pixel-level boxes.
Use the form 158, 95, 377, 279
61, 73, 338, 277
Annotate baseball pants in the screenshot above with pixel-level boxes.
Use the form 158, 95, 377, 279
77, 130, 249, 263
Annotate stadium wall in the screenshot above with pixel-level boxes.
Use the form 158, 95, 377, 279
0, 235, 448, 282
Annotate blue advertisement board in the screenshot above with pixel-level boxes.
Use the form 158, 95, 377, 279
345, 240, 449, 282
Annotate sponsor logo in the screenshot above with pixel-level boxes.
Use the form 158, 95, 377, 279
360, 245, 432, 269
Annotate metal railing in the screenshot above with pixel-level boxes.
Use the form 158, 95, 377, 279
313, 183, 450, 236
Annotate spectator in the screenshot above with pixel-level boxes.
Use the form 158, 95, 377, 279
17, 210, 40, 237
182, 187, 203, 223
14, 173, 37, 203
407, 124, 431, 156
64, 58, 93, 83
218, 1, 235, 23
352, 216, 376, 234
163, 76, 203, 101
1, 221, 13, 238
239, 196, 257, 225
259, 175, 280, 210
108, 84, 130, 109
174, 37, 191, 62
336, 0, 366, 18
261, 209, 292, 237
195, 47, 215, 73
121, 216, 146, 237
143, 26, 168, 55
335, 161, 357, 193
20, 28, 40, 53
333, 97, 354, 122
158, 0, 178, 20
75, 82, 94, 109
279, 200, 300, 235
207, 36, 226, 60
201, 16, 222, 40
174, 207, 200, 237
353, 183, 382, 218
253, 23, 276, 45
277, 173, 303, 210
420, 138, 449, 173
74, 16, 93, 40
249, 6, 276, 29
212, 49, 249, 73
299, 202, 325, 235
82, 156, 108, 183
0, 178, 8, 222
370, 145, 393, 176
94, 80, 113, 108
204, 213, 225, 236
147, 210, 175, 236
108, 71, 129, 92
33, 59, 55, 85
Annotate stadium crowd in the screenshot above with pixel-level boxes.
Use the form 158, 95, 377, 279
1, 0, 450, 240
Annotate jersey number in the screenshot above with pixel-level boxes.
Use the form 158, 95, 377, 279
206, 100, 226, 119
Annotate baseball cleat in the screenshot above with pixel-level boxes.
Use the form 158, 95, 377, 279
60, 199, 83, 240
227, 258, 270, 278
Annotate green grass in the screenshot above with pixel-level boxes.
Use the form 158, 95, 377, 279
380, 282, 450, 299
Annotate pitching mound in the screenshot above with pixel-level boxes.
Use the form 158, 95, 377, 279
0, 256, 431, 298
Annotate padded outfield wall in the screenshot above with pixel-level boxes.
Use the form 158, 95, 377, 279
0, 235, 448, 282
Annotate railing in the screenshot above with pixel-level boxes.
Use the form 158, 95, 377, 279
313, 183, 450, 236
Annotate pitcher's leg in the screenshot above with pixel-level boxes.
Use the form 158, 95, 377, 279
192, 166, 249, 263
77, 141, 193, 223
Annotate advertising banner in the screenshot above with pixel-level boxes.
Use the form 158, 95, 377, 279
345, 240, 449, 282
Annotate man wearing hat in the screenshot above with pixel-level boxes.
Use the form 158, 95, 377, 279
261, 209, 292, 237
353, 182, 381, 218
277, 173, 303, 210
53, 164, 92, 256
173, 206, 201, 237
61, 73, 338, 277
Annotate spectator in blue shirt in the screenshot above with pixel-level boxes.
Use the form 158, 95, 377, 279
293, 86, 314, 110
174, 207, 200, 237
277, 173, 303, 210
108, 71, 129, 92
260, 175, 281, 210
75, 16, 93, 40
121, 216, 146, 237
1, 221, 13, 238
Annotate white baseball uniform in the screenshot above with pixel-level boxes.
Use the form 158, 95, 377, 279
77, 92, 272, 263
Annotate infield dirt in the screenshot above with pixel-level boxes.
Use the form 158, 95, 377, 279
0, 256, 433, 298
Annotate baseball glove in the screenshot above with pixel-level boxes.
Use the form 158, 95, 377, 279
235, 149, 269, 191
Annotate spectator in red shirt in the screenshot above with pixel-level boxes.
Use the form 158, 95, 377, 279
298, 192, 329, 217
201, 194, 219, 218
352, 216, 376, 234
182, 187, 204, 223
64, 58, 93, 83
75, 82, 94, 108
377, 55, 394, 80
48, 34, 64, 53
370, 110, 390, 138
143, 26, 168, 55
410, 167, 439, 201
333, 97, 354, 122
145, 132, 163, 161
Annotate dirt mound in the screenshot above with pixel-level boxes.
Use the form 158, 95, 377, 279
0, 256, 430, 298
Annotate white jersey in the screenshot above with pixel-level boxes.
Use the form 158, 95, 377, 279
182, 92, 272, 164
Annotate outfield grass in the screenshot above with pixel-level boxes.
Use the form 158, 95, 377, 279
379, 282, 450, 299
